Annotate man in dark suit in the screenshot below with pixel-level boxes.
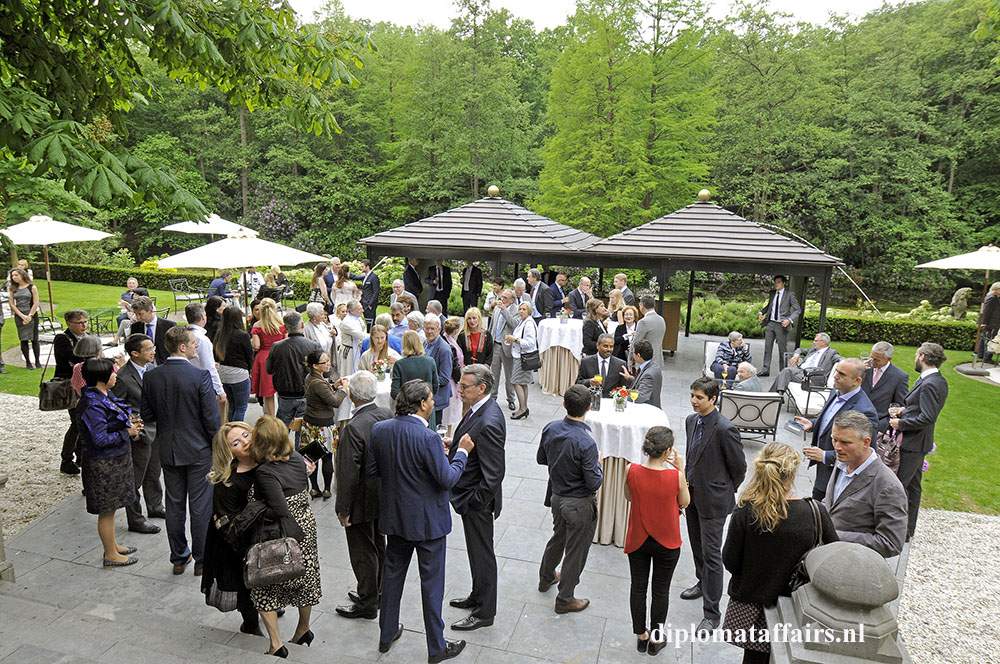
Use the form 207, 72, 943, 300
461, 263, 483, 312
447, 364, 506, 631
618, 340, 662, 408
403, 257, 423, 301
757, 275, 801, 376
527, 268, 553, 324
613, 273, 635, 306
861, 341, 909, 433
129, 295, 176, 365
359, 259, 381, 327
140, 325, 219, 575
113, 333, 164, 534
576, 334, 628, 398
796, 358, 879, 500
335, 371, 394, 620
567, 277, 592, 319
890, 342, 949, 540
424, 317, 453, 428
53, 308, 90, 474
680, 376, 746, 635
366, 380, 472, 663
425, 260, 452, 315
770, 332, 840, 393
549, 273, 569, 316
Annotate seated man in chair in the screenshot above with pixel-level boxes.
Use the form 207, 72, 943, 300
770, 332, 840, 393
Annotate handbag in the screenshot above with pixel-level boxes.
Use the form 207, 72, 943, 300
788, 497, 823, 593
243, 518, 306, 589
38, 346, 78, 411
518, 321, 541, 371
875, 428, 901, 474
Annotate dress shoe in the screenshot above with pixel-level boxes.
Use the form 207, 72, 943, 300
347, 589, 361, 604
695, 618, 718, 638
507, 401, 516, 411
266, 645, 288, 658
451, 615, 493, 631
538, 572, 560, 592
680, 583, 702, 600
428, 639, 466, 663
310, 488, 321, 499
554, 598, 589, 614
60, 461, 81, 475
636, 636, 649, 653
172, 555, 193, 575
291, 629, 314, 646
378, 623, 403, 653
511, 408, 529, 420
449, 596, 476, 609
194, 564, 203, 576
336, 604, 377, 619
0, 367, 8, 374
147, 507, 167, 519
648, 639, 667, 656
128, 521, 161, 534
758, 372, 770, 377
277, 608, 286, 617
240, 622, 264, 636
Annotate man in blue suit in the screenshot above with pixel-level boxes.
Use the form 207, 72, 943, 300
796, 358, 879, 501
366, 379, 473, 663
423, 317, 453, 428
140, 325, 219, 575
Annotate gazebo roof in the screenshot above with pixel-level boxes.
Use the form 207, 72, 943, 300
359, 195, 600, 261
581, 200, 842, 274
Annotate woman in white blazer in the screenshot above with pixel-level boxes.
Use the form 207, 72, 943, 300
505, 301, 538, 419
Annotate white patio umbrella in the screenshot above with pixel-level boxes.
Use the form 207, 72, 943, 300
1, 215, 113, 318
917, 244, 1000, 365
161, 213, 259, 238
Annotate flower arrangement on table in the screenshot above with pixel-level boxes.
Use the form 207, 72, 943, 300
372, 358, 388, 380
558, 307, 572, 322
611, 386, 629, 411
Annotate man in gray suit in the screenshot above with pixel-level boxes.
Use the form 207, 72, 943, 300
619, 340, 662, 408
112, 333, 163, 534
889, 342, 948, 541
732, 362, 763, 392
771, 332, 840, 393
757, 275, 801, 376
613, 273, 635, 306
824, 410, 907, 558
489, 289, 518, 410
633, 295, 666, 368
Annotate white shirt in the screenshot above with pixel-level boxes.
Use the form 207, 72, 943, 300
240, 270, 265, 298
802, 346, 827, 369
189, 324, 224, 395
920, 367, 940, 379
129, 360, 149, 380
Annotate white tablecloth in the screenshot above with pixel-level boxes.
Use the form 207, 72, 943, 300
586, 399, 670, 464
538, 318, 583, 359
336, 373, 395, 421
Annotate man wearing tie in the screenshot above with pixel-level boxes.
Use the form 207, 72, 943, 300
679, 376, 746, 636
549, 273, 569, 316
757, 275, 801, 376
447, 365, 506, 631
129, 295, 176, 365
403, 258, 423, 302
527, 268, 553, 325
771, 333, 840, 393
575, 334, 628, 398
359, 259, 381, 327
366, 380, 473, 663
461, 262, 483, 312
796, 359, 879, 500
618, 340, 662, 408
861, 341, 909, 433
489, 290, 518, 411
567, 277, 592, 319
425, 260, 452, 315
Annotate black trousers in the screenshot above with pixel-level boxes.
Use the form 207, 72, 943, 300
462, 292, 477, 312
309, 452, 333, 493
125, 439, 156, 527
460, 507, 498, 619
685, 493, 727, 621
61, 407, 81, 464
627, 536, 680, 635
345, 518, 385, 611
896, 449, 925, 537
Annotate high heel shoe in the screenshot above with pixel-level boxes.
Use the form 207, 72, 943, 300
511, 408, 530, 420
266, 645, 288, 658
637, 636, 649, 653
291, 630, 314, 647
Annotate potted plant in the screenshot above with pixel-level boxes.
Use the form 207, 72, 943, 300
611, 386, 629, 412
372, 358, 388, 381
558, 307, 572, 323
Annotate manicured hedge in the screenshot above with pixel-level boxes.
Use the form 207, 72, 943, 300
48, 262, 215, 291
801, 314, 978, 350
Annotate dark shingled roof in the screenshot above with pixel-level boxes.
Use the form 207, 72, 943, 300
582, 201, 842, 268
359, 196, 600, 257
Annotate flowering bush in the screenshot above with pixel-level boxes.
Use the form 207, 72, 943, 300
244, 184, 300, 242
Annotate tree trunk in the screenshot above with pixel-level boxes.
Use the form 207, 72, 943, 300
239, 106, 249, 218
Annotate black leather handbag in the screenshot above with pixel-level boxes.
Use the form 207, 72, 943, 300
518, 321, 541, 371
38, 351, 77, 411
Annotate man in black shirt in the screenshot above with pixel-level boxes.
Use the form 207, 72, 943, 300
536, 385, 604, 614
266, 311, 320, 448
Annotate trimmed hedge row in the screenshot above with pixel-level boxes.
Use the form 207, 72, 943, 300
801, 314, 978, 350
49, 262, 216, 291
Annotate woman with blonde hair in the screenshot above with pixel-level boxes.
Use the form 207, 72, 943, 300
722, 442, 838, 663
249, 416, 322, 657
201, 422, 261, 635
607, 288, 625, 327
456, 306, 493, 367
359, 324, 400, 373
250, 298, 286, 416
390, 330, 437, 401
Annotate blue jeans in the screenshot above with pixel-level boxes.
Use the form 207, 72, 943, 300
276, 395, 306, 448
224, 379, 251, 422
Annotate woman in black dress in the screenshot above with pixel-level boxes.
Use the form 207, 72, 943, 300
582, 297, 609, 356
205, 296, 227, 340
722, 442, 839, 663
202, 421, 261, 635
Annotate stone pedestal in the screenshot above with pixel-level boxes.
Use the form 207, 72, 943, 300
0, 475, 13, 581
765, 541, 909, 664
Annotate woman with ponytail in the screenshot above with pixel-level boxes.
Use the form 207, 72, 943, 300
721, 443, 838, 663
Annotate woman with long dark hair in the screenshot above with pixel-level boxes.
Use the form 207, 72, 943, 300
205, 296, 227, 340
8, 267, 40, 368
302, 348, 348, 499
215, 306, 254, 422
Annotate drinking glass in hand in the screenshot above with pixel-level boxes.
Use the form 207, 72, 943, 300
888, 403, 903, 418
436, 424, 448, 438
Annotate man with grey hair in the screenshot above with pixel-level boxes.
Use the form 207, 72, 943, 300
424, 316, 453, 429
527, 268, 553, 325
771, 332, 840, 393
489, 289, 518, 410
824, 410, 907, 557
324, 256, 342, 292
512, 278, 531, 306
390, 279, 413, 307
335, 370, 394, 620
711, 331, 751, 384
426, 299, 447, 329
567, 276, 591, 319
977, 281, 1000, 362
339, 300, 367, 377
861, 341, 909, 433
732, 362, 763, 392
388, 302, 408, 337
267, 310, 321, 445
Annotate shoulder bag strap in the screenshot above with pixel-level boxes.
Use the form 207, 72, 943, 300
806, 496, 822, 547
39, 333, 55, 386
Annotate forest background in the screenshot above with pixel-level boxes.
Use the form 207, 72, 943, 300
3, 0, 999, 300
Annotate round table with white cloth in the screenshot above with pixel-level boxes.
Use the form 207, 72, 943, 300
585, 399, 669, 547
335, 372, 395, 422
538, 318, 583, 396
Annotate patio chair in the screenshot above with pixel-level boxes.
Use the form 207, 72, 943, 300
785, 367, 834, 417
167, 279, 206, 314
718, 389, 784, 442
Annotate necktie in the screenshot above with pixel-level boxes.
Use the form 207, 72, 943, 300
437, 266, 442, 288
600, 358, 607, 380
772, 291, 781, 321
690, 416, 704, 455
871, 367, 882, 386
146, 323, 152, 337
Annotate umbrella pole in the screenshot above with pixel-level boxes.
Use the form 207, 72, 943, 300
43, 245, 55, 320
974, 270, 991, 369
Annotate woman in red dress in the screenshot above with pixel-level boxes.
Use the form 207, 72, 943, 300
250, 298, 286, 417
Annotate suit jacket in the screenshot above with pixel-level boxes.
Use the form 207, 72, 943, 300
897, 370, 948, 454
631, 360, 662, 409
581, 318, 609, 356
130, 317, 177, 365
633, 311, 666, 367
335, 402, 394, 524
424, 336, 453, 410
576, 353, 628, 398
567, 288, 589, 319
425, 264, 452, 297
390, 354, 438, 400
530, 281, 553, 320
808, 389, 878, 491
824, 453, 907, 558
140, 358, 218, 466
549, 282, 567, 315
861, 362, 909, 433
796, 346, 841, 380
449, 398, 506, 517
490, 303, 518, 358
461, 265, 483, 298
366, 415, 468, 541
359, 271, 380, 311
684, 410, 746, 519
620, 286, 635, 306
980, 293, 1000, 329
403, 263, 423, 297
759, 288, 801, 326
111, 361, 155, 445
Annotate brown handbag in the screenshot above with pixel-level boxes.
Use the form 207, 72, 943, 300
243, 521, 306, 589
38, 347, 78, 412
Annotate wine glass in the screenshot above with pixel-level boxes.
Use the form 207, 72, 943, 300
629, 389, 639, 405
436, 424, 448, 439
721, 366, 728, 389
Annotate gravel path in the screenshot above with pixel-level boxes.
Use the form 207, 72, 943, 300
0, 393, 79, 538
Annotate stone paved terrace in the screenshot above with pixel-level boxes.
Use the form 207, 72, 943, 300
0, 333, 910, 664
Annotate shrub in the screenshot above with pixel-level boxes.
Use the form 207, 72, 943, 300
48, 262, 214, 291
801, 314, 977, 350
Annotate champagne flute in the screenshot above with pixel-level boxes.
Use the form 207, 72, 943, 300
629, 389, 639, 404
721, 366, 728, 389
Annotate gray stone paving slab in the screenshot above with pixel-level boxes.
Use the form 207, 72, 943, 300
0, 645, 97, 664
507, 601, 606, 662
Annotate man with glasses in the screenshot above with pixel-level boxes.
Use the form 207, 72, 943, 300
54, 309, 90, 474
489, 289, 518, 410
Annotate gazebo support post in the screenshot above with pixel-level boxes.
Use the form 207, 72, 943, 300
598, 267, 604, 294
817, 267, 832, 335
790, 274, 809, 349
684, 270, 695, 337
